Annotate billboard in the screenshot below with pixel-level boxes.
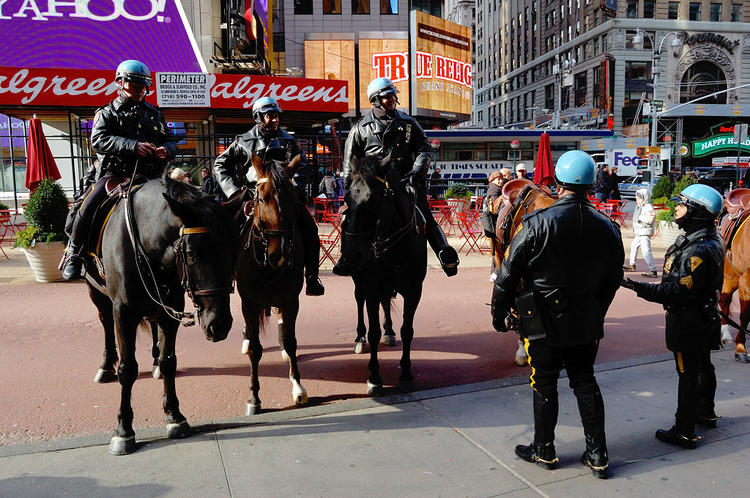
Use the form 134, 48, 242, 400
0, 0, 205, 72
304, 39, 357, 110
409, 10, 472, 121
358, 36, 410, 113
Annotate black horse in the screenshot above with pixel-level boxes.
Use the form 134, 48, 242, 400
84, 176, 237, 454
346, 156, 427, 395
354, 284, 395, 354
235, 153, 309, 415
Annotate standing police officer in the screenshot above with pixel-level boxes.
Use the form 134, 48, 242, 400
491, 150, 624, 479
332, 77, 459, 277
213, 97, 325, 296
622, 184, 725, 449
62, 60, 176, 280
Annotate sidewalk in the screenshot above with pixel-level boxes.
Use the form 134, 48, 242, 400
1, 351, 748, 497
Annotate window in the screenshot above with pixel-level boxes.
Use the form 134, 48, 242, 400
643, 0, 654, 17
294, 0, 313, 14
710, 3, 721, 21
575, 71, 587, 107
545, 84, 555, 111
323, 0, 341, 14
625, 30, 652, 49
668, 1, 679, 19
626, 0, 638, 18
352, 0, 369, 14
624, 61, 652, 109
592, 66, 601, 105
731, 3, 742, 21
689, 2, 701, 20
381, 0, 398, 14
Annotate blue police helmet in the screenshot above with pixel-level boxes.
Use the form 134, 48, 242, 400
367, 77, 399, 105
674, 183, 723, 217
554, 150, 596, 187
115, 60, 152, 87
252, 96, 282, 123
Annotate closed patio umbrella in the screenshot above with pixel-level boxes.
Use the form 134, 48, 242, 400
25, 117, 61, 193
532, 132, 555, 186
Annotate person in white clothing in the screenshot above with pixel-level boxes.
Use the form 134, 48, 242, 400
623, 188, 658, 277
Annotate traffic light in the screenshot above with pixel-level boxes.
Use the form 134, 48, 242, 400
636, 147, 648, 158
638, 158, 650, 167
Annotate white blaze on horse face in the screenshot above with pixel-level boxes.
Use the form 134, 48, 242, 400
351, 181, 372, 205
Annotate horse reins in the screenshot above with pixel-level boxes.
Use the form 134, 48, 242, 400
248, 176, 296, 270
371, 172, 417, 258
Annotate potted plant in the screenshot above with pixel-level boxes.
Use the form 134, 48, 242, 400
12, 179, 69, 282
654, 174, 697, 247
444, 184, 472, 212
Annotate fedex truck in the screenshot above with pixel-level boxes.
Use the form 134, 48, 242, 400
604, 148, 668, 177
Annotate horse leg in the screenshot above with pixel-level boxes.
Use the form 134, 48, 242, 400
109, 304, 140, 455
88, 285, 118, 383
381, 296, 397, 347
398, 286, 422, 387
735, 273, 750, 363
278, 303, 308, 406
242, 303, 263, 415
366, 295, 384, 396
514, 339, 528, 366
354, 279, 368, 354
150, 320, 163, 379
157, 319, 191, 439
720, 261, 739, 346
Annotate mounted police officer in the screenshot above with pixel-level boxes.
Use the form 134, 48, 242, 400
491, 150, 624, 479
332, 77, 459, 277
622, 183, 725, 449
62, 60, 176, 280
213, 96, 325, 296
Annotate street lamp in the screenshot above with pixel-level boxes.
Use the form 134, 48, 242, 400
632, 28, 684, 192
510, 139, 520, 171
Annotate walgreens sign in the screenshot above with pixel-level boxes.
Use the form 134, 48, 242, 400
0, 67, 349, 112
0, 0, 205, 72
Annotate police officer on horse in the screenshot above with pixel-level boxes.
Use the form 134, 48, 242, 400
62, 60, 176, 280
213, 96, 325, 296
332, 78, 459, 277
491, 150, 624, 479
622, 184, 725, 449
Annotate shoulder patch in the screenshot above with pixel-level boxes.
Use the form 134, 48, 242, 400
690, 256, 703, 272
664, 255, 675, 273
679, 275, 694, 290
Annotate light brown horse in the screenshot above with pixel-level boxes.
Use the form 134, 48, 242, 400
491, 179, 557, 366
718, 188, 750, 363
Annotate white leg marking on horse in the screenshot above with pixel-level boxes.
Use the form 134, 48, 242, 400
241, 339, 250, 355
291, 377, 308, 405
281, 349, 289, 361
721, 324, 734, 346
514, 340, 528, 366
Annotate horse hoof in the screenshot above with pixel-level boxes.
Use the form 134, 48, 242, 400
281, 349, 290, 362
152, 366, 162, 379
293, 389, 309, 406
721, 326, 734, 346
354, 338, 369, 355
166, 420, 191, 439
241, 339, 250, 355
246, 402, 261, 416
381, 335, 397, 347
109, 435, 136, 455
94, 369, 117, 383
735, 353, 750, 363
367, 380, 383, 396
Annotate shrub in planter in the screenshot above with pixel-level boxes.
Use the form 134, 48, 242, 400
443, 184, 472, 200
0, 201, 9, 211
652, 175, 674, 200
12, 179, 69, 249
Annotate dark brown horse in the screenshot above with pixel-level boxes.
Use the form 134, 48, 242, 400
491, 180, 557, 365
235, 152, 310, 414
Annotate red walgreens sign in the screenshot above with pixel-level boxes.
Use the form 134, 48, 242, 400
0, 67, 349, 112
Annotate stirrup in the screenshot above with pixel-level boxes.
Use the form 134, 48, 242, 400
437, 247, 459, 277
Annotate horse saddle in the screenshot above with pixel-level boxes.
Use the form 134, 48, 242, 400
721, 188, 750, 248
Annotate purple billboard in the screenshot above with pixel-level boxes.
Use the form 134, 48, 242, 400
0, 0, 205, 73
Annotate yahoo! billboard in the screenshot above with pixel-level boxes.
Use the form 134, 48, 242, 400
0, 0, 205, 72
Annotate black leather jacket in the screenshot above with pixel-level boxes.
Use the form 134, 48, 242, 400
343, 110, 432, 188
214, 125, 305, 199
632, 226, 725, 352
492, 194, 624, 346
91, 97, 176, 179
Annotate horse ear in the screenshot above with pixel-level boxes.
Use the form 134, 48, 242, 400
162, 192, 195, 221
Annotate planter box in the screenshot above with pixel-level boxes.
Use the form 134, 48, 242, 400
659, 220, 685, 248
447, 198, 469, 212
21, 241, 65, 282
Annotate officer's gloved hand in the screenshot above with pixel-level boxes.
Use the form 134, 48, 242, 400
621, 278, 637, 290
408, 168, 422, 187
492, 310, 510, 332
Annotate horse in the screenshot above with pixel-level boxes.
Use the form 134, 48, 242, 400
235, 152, 310, 415
491, 180, 557, 365
83, 176, 238, 455
718, 188, 750, 363
353, 286, 395, 354
346, 156, 427, 395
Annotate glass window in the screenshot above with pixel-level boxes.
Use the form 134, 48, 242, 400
710, 3, 721, 21
732, 4, 742, 21
668, 1, 679, 19
626, 0, 638, 18
689, 2, 701, 20
323, 0, 341, 14
545, 84, 555, 111
575, 71, 587, 107
593, 66, 601, 105
294, 0, 313, 14
352, 0, 369, 14
381, 0, 398, 14
625, 29, 652, 49
643, 0, 654, 17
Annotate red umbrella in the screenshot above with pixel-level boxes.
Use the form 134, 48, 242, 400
533, 132, 555, 186
25, 117, 61, 192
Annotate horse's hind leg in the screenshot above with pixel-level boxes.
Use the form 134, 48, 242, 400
109, 304, 140, 455
354, 279, 368, 354
366, 295, 384, 396
156, 319, 191, 439
720, 260, 739, 346
150, 320, 163, 379
381, 297, 397, 347
278, 303, 308, 406
88, 285, 118, 383
398, 286, 422, 387
735, 273, 750, 363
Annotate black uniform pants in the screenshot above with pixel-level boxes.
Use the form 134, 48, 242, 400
297, 203, 320, 278
673, 350, 716, 433
68, 172, 118, 249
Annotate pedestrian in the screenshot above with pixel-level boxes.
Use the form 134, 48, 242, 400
623, 188, 658, 277
482, 170, 507, 282
594, 164, 611, 202
61, 59, 176, 280
608, 166, 621, 201
333, 77, 459, 277
491, 150, 624, 479
621, 184, 725, 449
318, 170, 338, 198
515, 163, 528, 179
170, 167, 190, 184
430, 167, 442, 180
201, 166, 223, 202
213, 96, 325, 296
500, 167, 513, 181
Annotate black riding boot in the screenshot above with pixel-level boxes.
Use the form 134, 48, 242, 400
333, 212, 357, 276
61, 214, 86, 281
299, 205, 324, 296
576, 388, 609, 479
515, 390, 559, 469
425, 221, 459, 276
697, 363, 719, 428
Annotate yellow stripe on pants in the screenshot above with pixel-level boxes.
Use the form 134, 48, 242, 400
524, 338, 537, 392
676, 352, 684, 373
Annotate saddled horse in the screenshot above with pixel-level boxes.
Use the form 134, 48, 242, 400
353, 285, 395, 354
346, 156, 427, 395
235, 153, 310, 415
83, 176, 237, 454
492, 180, 557, 363
718, 188, 750, 363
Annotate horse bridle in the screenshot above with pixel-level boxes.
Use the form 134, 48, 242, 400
248, 177, 296, 269
173, 226, 235, 300
498, 185, 548, 251
370, 174, 418, 259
